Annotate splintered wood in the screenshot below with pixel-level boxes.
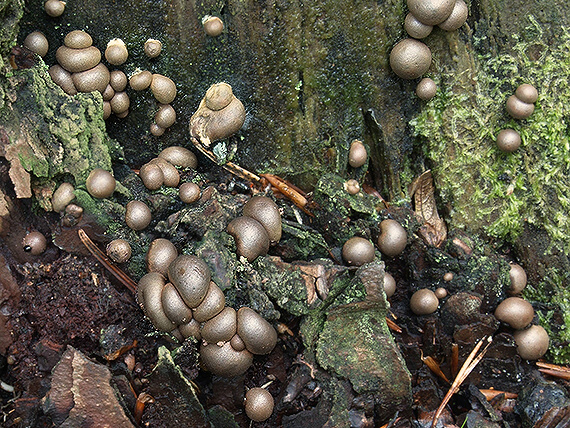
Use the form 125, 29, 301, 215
410, 170, 447, 248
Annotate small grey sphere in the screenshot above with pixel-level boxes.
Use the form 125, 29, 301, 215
125, 200, 152, 231
514, 325, 549, 360
506, 95, 535, 119
404, 13, 433, 39
179, 182, 201, 203
342, 237, 375, 266
24, 31, 49, 57
515, 84, 538, 104
438, 0, 469, 31
106, 239, 132, 263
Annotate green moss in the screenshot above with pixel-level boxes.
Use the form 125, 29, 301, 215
410, 19, 570, 252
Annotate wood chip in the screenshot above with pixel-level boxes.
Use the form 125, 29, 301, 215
409, 170, 447, 248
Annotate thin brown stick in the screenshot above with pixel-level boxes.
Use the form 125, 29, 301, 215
386, 317, 402, 333
78, 229, 137, 294
421, 351, 450, 384
431, 336, 492, 427
451, 343, 459, 379
479, 389, 518, 400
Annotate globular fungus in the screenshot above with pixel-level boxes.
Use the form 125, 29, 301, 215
416, 77, 437, 100
23, 31, 49, 57
23, 231, 47, 255
434, 287, 448, 299
200, 341, 253, 377
443, 272, 454, 282
64, 30, 92, 49
202, 15, 224, 37
406, 0, 455, 25
515, 83, 538, 104
56, 45, 101, 73
105, 38, 128, 66
102, 84, 115, 101
410, 288, 439, 315
245, 388, 274, 422
49, 65, 77, 95
513, 325, 550, 360
154, 104, 177, 129
146, 238, 178, 276
193, 282, 226, 322
242, 196, 282, 243
150, 74, 177, 104
348, 140, 367, 168
125, 200, 152, 231
161, 283, 193, 325
167, 255, 211, 308
110, 91, 130, 114
201, 306, 237, 344
508, 263, 527, 295
384, 272, 396, 298
129, 70, 153, 91
227, 216, 270, 262
110, 70, 128, 92
150, 123, 165, 137
404, 13, 433, 39
106, 239, 132, 263
236, 307, 278, 355
44, 0, 65, 17
52, 182, 75, 212
190, 82, 246, 146
158, 146, 198, 169
506, 94, 534, 120
139, 162, 164, 190
144, 39, 162, 58
496, 128, 521, 153
342, 237, 375, 266
137, 272, 176, 333
344, 179, 360, 195
377, 219, 407, 257
437, 0, 468, 31
389, 38, 432, 80
149, 158, 180, 187
494, 297, 534, 330
85, 168, 116, 199
72, 62, 110, 94
179, 182, 201, 204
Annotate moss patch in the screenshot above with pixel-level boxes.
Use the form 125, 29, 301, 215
411, 19, 570, 252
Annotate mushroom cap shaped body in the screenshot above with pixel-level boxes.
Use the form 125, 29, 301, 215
227, 216, 270, 262
508, 263, 527, 295
407, 0, 455, 25
377, 219, 407, 257
237, 307, 278, 355
64, 30, 93, 49
494, 297, 534, 329
390, 38, 432, 80
437, 0, 469, 31
129, 70, 153, 91
506, 95, 535, 119
144, 39, 162, 58
200, 341, 253, 377
514, 325, 549, 360
149, 157, 180, 187
167, 255, 211, 308
179, 182, 201, 203
146, 238, 178, 276
410, 288, 439, 315
245, 388, 274, 422
203, 16, 224, 37
515, 84, 538, 104
86, 168, 115, 198
404, 13, 433, 39
49, 65, 77, 95
24, 31, 49, 57
384, 273, 396, 298
342, 237, 375, 266
496, 129, 521, 152
105, 39, 128, 65
106, 239, 132, 263
56, 45, 101, 73
139, 162, 164, 190
161, 282, 193, 325
242, 196, 282, 243
125, 200, 152, 230
45, 0, 65, 17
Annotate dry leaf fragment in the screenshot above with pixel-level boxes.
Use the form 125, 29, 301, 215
409, 170, 447, 248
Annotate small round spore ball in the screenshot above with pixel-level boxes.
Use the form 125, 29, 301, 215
203, 15, 224, 37
515, 84, 538, 104
390, 38, 432, 80
496, 129, 521, 153
23, 231, 47, 255
125, 200, 152, 231
508, 263, 527, 295
410, 288, 439, 315
106, 239, 132, 263
23, 31, 49, 57
86, 168, 116, 199
342, 237, 375, 266
506, 95, 534, 119
44, 0, 65, 17
416, 77, 437, 100
245, 388, 274, 422
514, 324, 549, 360
377, 219, 407, 257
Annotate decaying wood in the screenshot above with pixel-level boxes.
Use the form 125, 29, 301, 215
410, 171, 447, 248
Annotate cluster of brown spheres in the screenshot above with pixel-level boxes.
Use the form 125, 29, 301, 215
190, 82, 246, 146
497, 83, 538, 152
137, 254, 278, 380
227, 196, 282, 262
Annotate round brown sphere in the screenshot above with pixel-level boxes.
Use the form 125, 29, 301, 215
245, 388, 274, 422
404, 13, 433, 39
64, 30, 92, 49
508, 263, 527, 295
44, 0, 65, 17
494, 297, 534, 330
348, 140, 367, 168
438, 0, 468, 31
102, 84, 115, 101
110, 92, 130, 114
155, 104, 176, 128
342, 237, 375, 266
377, 219, 407, 257
242, 196, 283, 243
443, 272, 454, 282
72, 62, 110, 94
52, 182, 75, 212
125, 200, 152, 231
106, 239, 132, 263
513, 325, 549, 360
23, 231, 47, 255
384, 272, 396, 298
434, 287, 448, 299
179, 182, 201, 204
110, 70, 128, 92
139, 162, 164, 190
144, 39, 162, 58
203, 16, 224, 37
129, 70, 153, 91
23, 31, 49, 57
149, 158, 180, 187
200, 341, 253, 377
407, 0, 455, 25
150, 123, 165, 137
410, 289, 439, 315
227, 216, 270, 262
158, 146, 198, 169
146, 238, 178, 276
390, 38, 432, 80
416, 77, 437, 100
496, 129, 521, 153
506, 95, 535, 119
344, 179, 360, 195
105, 39, 128, 66
515, 84, 538, 104
236, 307, 278, 355
56, 45, 101, 73
49, 65, 77, 95
150, 74, 177, 104
86, 168, 116, 199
